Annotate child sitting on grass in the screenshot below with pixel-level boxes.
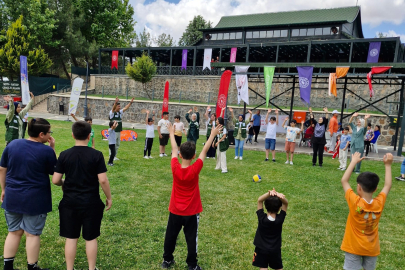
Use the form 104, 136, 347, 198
340, 152, 393, 270
253, 188, 288, 270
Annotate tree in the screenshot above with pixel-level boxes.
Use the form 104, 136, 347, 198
376, 32, 388, 38
178, 15, 212, 46
154, 33, 175, 47
0, 16, 52, 81
126, 53, 156, 99
135, 28, 152, 47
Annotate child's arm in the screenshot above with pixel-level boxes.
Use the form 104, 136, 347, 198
152, 110, 156, 122
275, 109, 279, 125
112, 97, 119, 112
145, 110, 150, 124
341, 152, 365, 192
219, 107, 225, 118
298, 121, 304, 134
98, 173, 112, 211
111, 121, 118, 130
204, 106, 210, 121
381, 153, 393, 195
185, 109, 192, 123
52, 172, 64, 186
122, 97, 135, 112
265, 109, 271, 124
168, 123, 178, 159
277, 192, 288, 212
70, 113, 79, 122
282, 117, 288, 128
199, 125, 223, 160
257, 190, 272, 210
92, 137, 95, 149
247, 110, 253, 122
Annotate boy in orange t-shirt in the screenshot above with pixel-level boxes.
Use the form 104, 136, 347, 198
340, 152, 393, 270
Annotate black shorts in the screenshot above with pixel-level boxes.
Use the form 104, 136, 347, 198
59, 202, 105, 241
160, 134, 170, 146
252, 247, 283, 269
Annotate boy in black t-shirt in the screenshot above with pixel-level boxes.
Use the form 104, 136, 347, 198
52, 121, 112, 270
253, 188, 288, 270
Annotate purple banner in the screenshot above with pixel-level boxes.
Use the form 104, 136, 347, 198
230, 47, 237, 63
367, 42, 381, 63
181, 49, 188, 70
297, 66, 313, 105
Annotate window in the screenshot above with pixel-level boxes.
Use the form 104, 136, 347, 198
315, 28, 323, 35
323, 27, 331, 35
211, 33, 217, 40
246, 31, 252, 38
307, 28, 315, 36
267, 31, 273, 37
223, 33, 230, 40
281, 30, 288, 37
253, 31, 260, 38
217, 33, 223, 40
230, 32, 236, 39
260, 31, 266, 38
299, 29, 307, 36
236, 32, 242, 39
292, 29, 299, 36
273, 30, 280, 37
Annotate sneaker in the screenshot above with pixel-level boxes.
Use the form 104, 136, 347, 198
395, 176, 405, 181
212, 157, 215, 159
221, 170, 228, 173
143, 156, 149, 159
148, 156, 153, 159
161, 260, 175, 269
285, 160, 289, 164
319, 164, 322, 167
206, 157, 210, 159
234, 156, 238, 160
108, 163, 114, 166
290, 161, 293, 165
337, 167, 342, 170
340, 167, 346, 171
163, 153, 168, 157
313, 163, 316, 166
328, 151, 334, 154
272, 159, 276, 162
30, 263, 49, 270
188, 266, 202, 270
239, 157, 243, 160
114, 157, 119, 161
264, 158, 269, 161
355, 172, 360, 174
159, 154, 164, 157
88, 268, 99, 270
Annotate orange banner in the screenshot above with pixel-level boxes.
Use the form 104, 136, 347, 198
329, 67, 350, 97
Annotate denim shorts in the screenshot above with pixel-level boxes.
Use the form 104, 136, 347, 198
265, 138, 276, 150
4, 211, 47, 236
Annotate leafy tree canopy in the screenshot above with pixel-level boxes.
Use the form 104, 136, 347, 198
125, 53, 156, 99
178, 15, 212, 46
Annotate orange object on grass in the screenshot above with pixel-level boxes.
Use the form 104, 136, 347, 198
101, 129, 138, 141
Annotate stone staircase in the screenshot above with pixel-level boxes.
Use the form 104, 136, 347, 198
31, 98, 48, 113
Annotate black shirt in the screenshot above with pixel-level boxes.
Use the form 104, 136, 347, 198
55, 146, 107, 207
253, 209, 286, 252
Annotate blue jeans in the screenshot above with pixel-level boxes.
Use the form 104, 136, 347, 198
235, 139, 245, 157
401, 159, 405, 175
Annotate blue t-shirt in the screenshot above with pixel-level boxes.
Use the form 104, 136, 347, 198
108, 128, 116, 145
0, 139, 57, 215
370, 130, 380, 144
340, 134, 351, 149
253, 114, 261, 126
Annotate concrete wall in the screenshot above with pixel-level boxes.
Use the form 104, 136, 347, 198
48, 94, 400, 146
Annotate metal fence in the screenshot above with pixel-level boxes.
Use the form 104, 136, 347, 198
99, 66, 222, 76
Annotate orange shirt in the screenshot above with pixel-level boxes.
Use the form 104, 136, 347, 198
341, 189, 387, 256
329, 116, 338, 134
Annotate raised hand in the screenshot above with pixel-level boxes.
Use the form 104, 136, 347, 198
211, 124, 223, 136
193, 106, 198, 111
188, 109, 193, 113
248, 110, 252, 114
146, 110, 150, 114
115, 97, 119, 103
3, 95, 12, 102
29, 92, 34, 99
301, 120, 305, 124
353, 112, 359, 117
365, 114, 370, 119
284, 117, 289, 122
152, 110, 156, 114
275, 109, 279, 114
130, 97, 134, 102
309, 107, 313, 113
267, 109, 272, 113
228, 107, 233, 112
351, 152, 365, 164
221, 107, 226, 111
207, 106, 211, 111
167, 123, 174, 134
70, 113, 75, 117
323, 107, 328, 112
383, 153, 393, 165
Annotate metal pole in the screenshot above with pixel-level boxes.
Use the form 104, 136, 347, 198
288, 76, 296, 124
395, 78, 405, 152
102, 86, 104, 98
84, 61, 89, 117
340, 77, 348, 123
126, 86, 128, 100
243, 102, 247, 117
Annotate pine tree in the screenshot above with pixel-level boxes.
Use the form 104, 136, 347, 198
125, 53, 156, 99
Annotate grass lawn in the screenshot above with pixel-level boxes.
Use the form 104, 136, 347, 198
0, 115, 404, 270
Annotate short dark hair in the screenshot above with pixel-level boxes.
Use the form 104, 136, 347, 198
270, 116, 276, 121
290, 119, 297, 124
357, 172, 380, 193
109, 121, 114, 128
375, 125, 381, 131
264, 196, 282, 213
28, 118, 51, 137
368, 123, 372, 127
148, 117, 154, 122
179, 141, 196, 160
163, 112, 169, 116
217, 117, 224, 126
174, 115, 180, 120
84, 116, 92, 122
72, 121, 92, 140
344, 126, 350, 131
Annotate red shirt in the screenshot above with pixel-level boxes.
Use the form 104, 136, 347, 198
169, 158, 203, 216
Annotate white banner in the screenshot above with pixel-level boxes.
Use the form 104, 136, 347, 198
235, 65, 249, 105
203, 48, 212, 70
68, 78, 84, 115
20, 56, 30, 105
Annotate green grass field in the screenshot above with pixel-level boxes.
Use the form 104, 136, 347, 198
0, 115, 404, 270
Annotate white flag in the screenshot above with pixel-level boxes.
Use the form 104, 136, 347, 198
203, 48, 212, 70
235, 65, 250, 105
69, 78, 84, 115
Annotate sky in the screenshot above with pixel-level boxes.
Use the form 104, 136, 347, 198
128, 0, 405, 44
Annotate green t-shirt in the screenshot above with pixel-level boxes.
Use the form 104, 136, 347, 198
88, 128, 94, 147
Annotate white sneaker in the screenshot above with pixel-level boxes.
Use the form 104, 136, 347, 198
341, 167, 346, 171
148, 156, 153, 159
159, 154, 164, 157
163, 153, 168, 157
221, 170, 228, 173
285, 160, 289, 164
206, 157, 210, 159
143, 156, 149, 159
114, 157, 119, 161
290, 161, 293, 165
337, 167, 342, 170
239, 157, 243, 160
234, 156, 238, 160
212, 157, 215, 159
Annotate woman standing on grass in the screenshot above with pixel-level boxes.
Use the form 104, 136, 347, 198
204, 106, 217, 158
348, 112, 370, 174
214, 116, 228, 173
185, 106, 200, 145
309, 107, 329, 167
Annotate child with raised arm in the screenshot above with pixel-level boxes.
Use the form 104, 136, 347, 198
71, 113, 95, 148
340, 152, 393, 270
144, 110, 156, 159
107, 121, 118, 166
185, 106, 200, 145
338, 127, 351, 170
228, 107, 252, 160
204, 106, 217, 158
161, 122, 222, 270
253, 188, 288, 270
52, 121, 112, 270
332, 134, 341, 159
247, 119, 254, 144
264, 109, 279, 162
282, 118, 304, 165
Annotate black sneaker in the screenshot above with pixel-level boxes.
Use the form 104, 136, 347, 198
188, 266, 202, 270
319, 164, 322, 167
30, 264, 49, 270
272, 159, 276, 162
312, 163, 316, 166
264, 158, 269, 161
161, 260, 175, 269
395, 176, 405, 181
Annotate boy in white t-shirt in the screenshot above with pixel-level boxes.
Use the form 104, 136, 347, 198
144, 110, 156, 159
282, 118, 304, 165
158, 112, 171, 157
264, 109, 279, 162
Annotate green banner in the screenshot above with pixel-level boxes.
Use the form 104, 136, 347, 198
0, 81, 21, 95
264, 66, 275, 107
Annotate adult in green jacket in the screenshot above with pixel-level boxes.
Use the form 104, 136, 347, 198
185, 106, 200, 145
4, 93, 34, 145
348, 112, 370, 173
229, 107, 252, 160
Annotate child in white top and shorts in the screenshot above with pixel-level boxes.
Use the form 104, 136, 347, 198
144, 110, 155, 159
282, 118, 304, 165
264, 109, 279, 162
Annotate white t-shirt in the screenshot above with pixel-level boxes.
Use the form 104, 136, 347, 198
173, 122, 184, 136
265, 122, 277, 139
158, 119, 170, 134
285, 126, 301, 142
146, 124, 155, 138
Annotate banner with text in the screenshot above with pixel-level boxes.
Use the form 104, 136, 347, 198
297, 66, 313, 105
20, 56, 30, 105
69, 78, 84, 115
215, 70, 233, 117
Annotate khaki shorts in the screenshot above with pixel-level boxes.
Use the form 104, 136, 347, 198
285, 141, 296, 152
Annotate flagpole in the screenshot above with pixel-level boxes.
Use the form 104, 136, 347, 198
84, 61, 89, 118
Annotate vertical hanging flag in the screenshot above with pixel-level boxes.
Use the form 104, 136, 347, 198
181, 50, 188, 70
111, 50, 119, 70
215, 70, 233, 117
264, 66, 275, 107
162, 81, 169, 118
367, 42, 381, 63
235, 66, 250, 105
203, 48, 212, 70
367, 66, 392, 97
329, 67, 350, 97
230, 47, 237, 63
68, 78, 84, 115
20, 56, 30, 105
297, 66, 313, 105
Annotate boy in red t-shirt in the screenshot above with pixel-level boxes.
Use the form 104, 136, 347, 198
161, 122, 223, 270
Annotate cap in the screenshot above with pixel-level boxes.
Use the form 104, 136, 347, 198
332, 110, 339, 114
